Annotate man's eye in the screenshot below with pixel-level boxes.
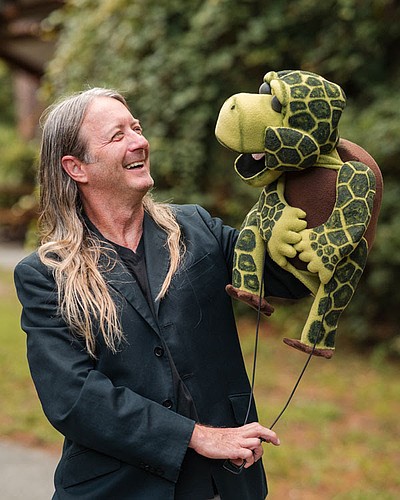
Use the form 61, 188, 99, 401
133, 126, 143, 135
112, 131, 124, 141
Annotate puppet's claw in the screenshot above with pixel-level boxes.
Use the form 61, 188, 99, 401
282, 337, 334, 359
226, 285, 274, 316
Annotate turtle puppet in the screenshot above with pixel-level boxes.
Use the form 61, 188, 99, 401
215, 69, 383, 358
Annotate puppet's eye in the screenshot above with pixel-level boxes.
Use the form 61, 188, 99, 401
259, 82, 271, 94
271, 96, 282, 113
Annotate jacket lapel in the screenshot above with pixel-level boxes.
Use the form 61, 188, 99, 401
105, 253, 160, 333
142, 211, 170, 317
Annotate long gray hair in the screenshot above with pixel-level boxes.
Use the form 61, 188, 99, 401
38, 88, 184, 357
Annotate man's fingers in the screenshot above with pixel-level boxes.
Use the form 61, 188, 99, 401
259, 432, 280, 446
243, 437, 263, 449
243, 445, 263, 468
252, 445, 264, 463
241, 423, 281, 447
189, 422, 280, 467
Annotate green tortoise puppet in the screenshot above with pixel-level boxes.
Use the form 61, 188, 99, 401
215, 69, 383, 358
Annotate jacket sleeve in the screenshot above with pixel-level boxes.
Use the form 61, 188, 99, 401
14, 259, 195, 484
194, 205, 310, 299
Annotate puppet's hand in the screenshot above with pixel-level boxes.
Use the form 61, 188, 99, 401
295, 229, 335, 284
266, 207, 307, 268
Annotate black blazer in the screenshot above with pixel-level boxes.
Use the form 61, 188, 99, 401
14, 205, 307, 499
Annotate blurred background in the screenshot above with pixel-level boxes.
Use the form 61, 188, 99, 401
0, 0, 399, 498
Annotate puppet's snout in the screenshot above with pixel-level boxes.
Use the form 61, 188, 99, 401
215, 93, 276, 154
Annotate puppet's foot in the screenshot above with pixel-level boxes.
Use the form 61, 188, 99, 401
225, 284, 274, 316
282, 337, 334, 359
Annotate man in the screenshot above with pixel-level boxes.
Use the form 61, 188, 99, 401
14, 88, 308, 499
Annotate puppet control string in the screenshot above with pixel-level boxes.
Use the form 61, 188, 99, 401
244, 248, 321, 430
223, 248, 324, 475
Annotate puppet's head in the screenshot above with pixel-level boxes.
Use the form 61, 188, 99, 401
215, 70, 346, 187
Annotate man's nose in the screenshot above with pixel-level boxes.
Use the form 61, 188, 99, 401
127, 130, 149, 150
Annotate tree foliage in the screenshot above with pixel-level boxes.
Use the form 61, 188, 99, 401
0, 62, 37, 189
0, 61, 15, 125
0, 62, 38, 240
41, 0, 400, 352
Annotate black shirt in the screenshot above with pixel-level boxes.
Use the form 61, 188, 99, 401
112, 238, 156, 316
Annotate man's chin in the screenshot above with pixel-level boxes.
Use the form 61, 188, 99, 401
136, 177, 154, 194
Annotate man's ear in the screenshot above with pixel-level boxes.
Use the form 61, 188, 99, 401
61, 155, 88, 184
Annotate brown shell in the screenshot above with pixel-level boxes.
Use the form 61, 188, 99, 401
284, 138, 383, 270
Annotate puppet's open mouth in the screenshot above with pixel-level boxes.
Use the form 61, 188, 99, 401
235, 154, 266, 179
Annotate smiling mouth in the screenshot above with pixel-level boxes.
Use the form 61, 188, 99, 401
124, 161, 144, 170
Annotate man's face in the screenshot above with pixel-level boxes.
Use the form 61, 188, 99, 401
78, 96, 154, 201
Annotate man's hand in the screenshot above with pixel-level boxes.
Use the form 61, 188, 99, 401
188, 422, 280, 469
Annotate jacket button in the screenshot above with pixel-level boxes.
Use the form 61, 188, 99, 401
154, 346, 164, 357
162, 399, 173, 409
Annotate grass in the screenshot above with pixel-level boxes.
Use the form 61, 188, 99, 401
0, 268, 62, 450
239, 305, 400, 499
1, 267, 399, 498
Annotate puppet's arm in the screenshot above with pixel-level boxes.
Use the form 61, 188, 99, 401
295, 161, 376, 284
